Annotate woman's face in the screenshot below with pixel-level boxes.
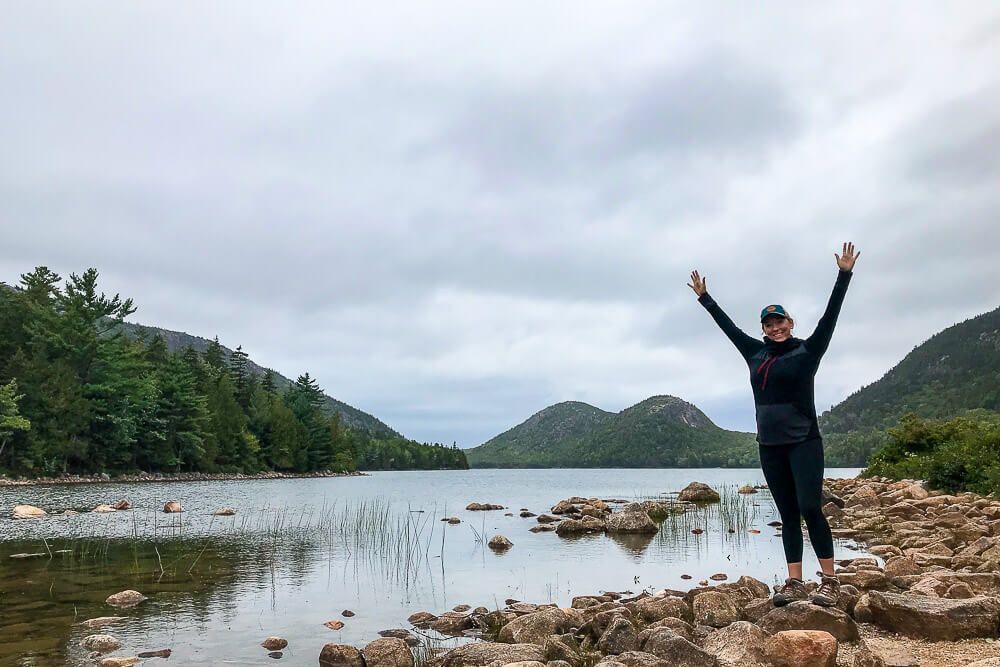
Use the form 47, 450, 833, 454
762, 315, 793, 342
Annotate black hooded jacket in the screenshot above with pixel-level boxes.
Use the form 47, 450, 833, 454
697, 270, 852, 446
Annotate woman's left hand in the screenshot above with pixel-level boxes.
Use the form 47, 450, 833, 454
835, 241, 860, 272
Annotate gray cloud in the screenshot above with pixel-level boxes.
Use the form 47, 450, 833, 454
1, 4, 999, 446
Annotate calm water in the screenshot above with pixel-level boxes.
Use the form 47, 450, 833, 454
0, 468, 863, 666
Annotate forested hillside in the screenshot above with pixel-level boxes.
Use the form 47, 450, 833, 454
0, 267, 467, 475
466, 396, 757, 468
822, 304, 1000, 466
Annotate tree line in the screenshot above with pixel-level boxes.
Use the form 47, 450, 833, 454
0, 267, 468, 476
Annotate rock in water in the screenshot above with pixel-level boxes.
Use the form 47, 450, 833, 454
99, 659, 140, 667
12, 504, 46, 519
80, 634, 121, 653
325, 620, 345, 630
112, 499, 130, 510
261, 636, 288, 650
738, 485, 757, 494
319, 643, 365, 667
163, 501, 183, 513
137, 649, 172, 658
488, 534, 514, 551
213, 507, 236, 516
92, 504, 117, 513
78, 617, 127, 629
605, 511, 658, 534
677, 482, 720, 503
105, 590, 147, 608
362, 637, 414, 667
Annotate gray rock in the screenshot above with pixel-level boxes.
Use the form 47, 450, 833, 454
498, 608, 574, 645
555, 517, 606, 535
692, 592, 739, 628
543, 635, 582, 667
867, 591, 1000, 640
756, 601, 859, 642
262, 636, 288, 651
701, 621, 769, 667
605, 511, 658, 534
105, 590, 146, 608
362, 638, 413, 667
639, 618, 695, 643
430, 612, 473, 636
319, 644, 364, 667
597, 616, 638, 655
677, 483, 720, 503
634, 595, 692, 623
489, 535, 514, 551
440, 642, 546, 667
80, 634, 121, 653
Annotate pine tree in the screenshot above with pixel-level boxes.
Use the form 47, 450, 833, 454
228, 345, 251, 410
204, 336, 225, 373
0, 380, 30, 462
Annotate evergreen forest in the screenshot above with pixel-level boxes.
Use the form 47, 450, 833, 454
0, 267, 468, 476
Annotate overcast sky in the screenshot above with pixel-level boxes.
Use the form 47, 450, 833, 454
2, 3, 999, 447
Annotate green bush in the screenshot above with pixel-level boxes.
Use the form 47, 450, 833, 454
865, 412, 1000, 494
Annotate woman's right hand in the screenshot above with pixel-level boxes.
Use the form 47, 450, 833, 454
688, 270, 707, 297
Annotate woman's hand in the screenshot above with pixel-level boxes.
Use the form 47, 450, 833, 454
688, 270, 707, 297
836, 242, 861, 272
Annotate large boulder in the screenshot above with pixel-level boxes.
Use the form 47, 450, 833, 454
634, 595, 692, 624
556, 517, 606, 535
543, 635, 582, 667
362, 638, 413, 667
163, 501, 183, 513
430, 612, 473, 635
624, 636, 716, 667
105, 590, 147, 608
440, 642, 545, 667
756, 602, 859, 642
12, 504, 46, 519
80, 634, 121, 653
677, 483, 720, 503
498, 607, 575, 644
640, 619, 695, 643
701, 621, 769, 667
765, 630, 837, 667
867, 591, 1000, 640
597, 616, 638, 655
406, 611, 436, 627
692, 592, 739, 628
606, 511, 658, 534
262, 637, 288, 650
319, 644, 365, 667
489, 535, 514, 551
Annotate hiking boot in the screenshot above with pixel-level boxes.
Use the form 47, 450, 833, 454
772, 577, 808, 607
812, 573, 841, 607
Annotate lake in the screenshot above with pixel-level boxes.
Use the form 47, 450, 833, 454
0, 468, 864, 666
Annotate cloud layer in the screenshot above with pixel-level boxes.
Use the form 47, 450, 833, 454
2, 3, 998, 446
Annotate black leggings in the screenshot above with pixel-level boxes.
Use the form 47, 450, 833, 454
758, 437, 834, 563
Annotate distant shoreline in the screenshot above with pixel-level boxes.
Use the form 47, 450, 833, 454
0, 470, 368, 487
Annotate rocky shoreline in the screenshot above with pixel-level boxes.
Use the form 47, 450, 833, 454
0, 469, 367, 487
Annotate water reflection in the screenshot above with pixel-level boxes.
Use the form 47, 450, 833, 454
0, 469, 864, 665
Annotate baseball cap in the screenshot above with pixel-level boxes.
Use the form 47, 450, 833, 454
760, 304, 790, 322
